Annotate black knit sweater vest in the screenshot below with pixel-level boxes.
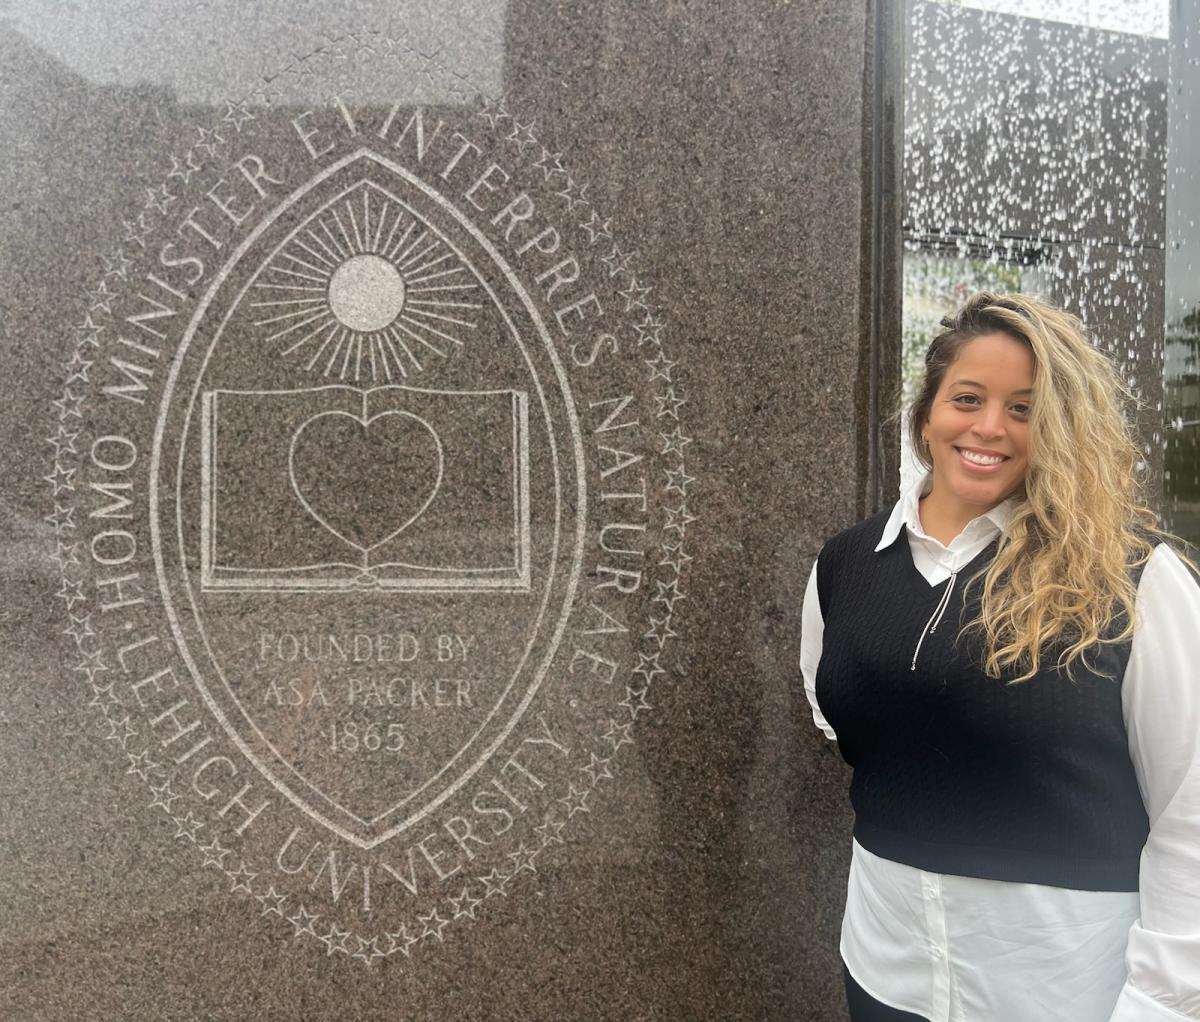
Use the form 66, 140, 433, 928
815, 509, 1149, 891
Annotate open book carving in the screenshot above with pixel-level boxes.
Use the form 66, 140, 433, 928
200, 385, 530, 591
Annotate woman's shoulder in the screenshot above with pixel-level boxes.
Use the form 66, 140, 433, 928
1139, 542, 1200, 594
817, 506, 895, 563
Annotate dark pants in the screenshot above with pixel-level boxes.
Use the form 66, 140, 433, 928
843, 963, 932, 1022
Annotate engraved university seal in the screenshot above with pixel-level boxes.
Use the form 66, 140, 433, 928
48, 30, 694, 961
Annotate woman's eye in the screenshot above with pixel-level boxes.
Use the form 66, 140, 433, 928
1011, 404, 1031, 417
952, 394, 980, 406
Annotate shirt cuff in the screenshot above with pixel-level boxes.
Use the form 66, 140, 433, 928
1109, 982, 1200, 1022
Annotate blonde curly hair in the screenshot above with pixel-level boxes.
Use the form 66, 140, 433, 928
909, 291, 1192, 682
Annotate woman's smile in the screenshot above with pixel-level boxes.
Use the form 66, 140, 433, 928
919, 331, 1034, 537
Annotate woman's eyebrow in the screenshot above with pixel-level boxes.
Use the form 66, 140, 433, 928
950, 378, 1033, 395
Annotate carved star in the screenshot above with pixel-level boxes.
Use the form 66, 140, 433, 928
382, 31, 413, 56
144, 184, 176, 215
507, 842, 538, 878
555, 175, 589, 213
148, 777, 182, 813
167, 153, 199, 185
533, 146, 565, 181
644, 614, 679, 647
43, 461, 76, 496
600, 243, 635, 278
193, 125, 226, 157
87, 683, 121, 715
319, 925, 352, 955
535, 816, 566, 848
317, 30, 349, 61
46, 425, 80, 457
558, 784, 591, 818
222, 99, 255, 132
602, 718, 634, 751
227, 861, 258, 894
104, 714, 138, 749
446, 68, 474, 104
418, 909, 449, 942
86, 279, 115, 316
249, 82, 283, 108
477, 868, 509, 898
415, 47, 442, 86
50, 540, 81, 571
73, 647, 108, 683
660, 541, 694, 575
256, 885, 286, 916
74, 314, 105, 348
63, 613, 94, 644
385, 924, 418, 956
65, 349, 94, 385
102, 248, 134, 280
618, 276, 652, 312
659, 427, 693, 459
288, 904, 321, 938
579, 209, 612, 243
476, 92, 510, 130
198, 835, 231, 869
52, 387, 84, 420
646, 351, 677, 383
633, 313, 665, 347
580, 752, 613, 786
664, 503, 697, 534
449, 886, 482, 920
351, 935, 384, 964
47, 503, 78, 534
632, 651, 666, 685
506, 118, 538, 153
618, 685, 652, 719
172, 811, 204, 842
654, 578, 687, 613
122, 213, 152, 249
655, 388, 687, 421
124, 751, 162, 785
664, 465, 696, 496
55, 575, 85, 607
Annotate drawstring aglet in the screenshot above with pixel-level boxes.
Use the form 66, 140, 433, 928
910, 570, 958, 670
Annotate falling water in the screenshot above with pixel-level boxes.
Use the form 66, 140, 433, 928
901, 0, 1197, 545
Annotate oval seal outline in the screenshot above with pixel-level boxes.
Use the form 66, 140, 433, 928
148, 147, 589, 850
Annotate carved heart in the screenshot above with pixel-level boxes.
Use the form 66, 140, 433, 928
288, 411, 444, 552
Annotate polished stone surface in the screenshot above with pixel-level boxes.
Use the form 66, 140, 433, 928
0, 2, 876, 1018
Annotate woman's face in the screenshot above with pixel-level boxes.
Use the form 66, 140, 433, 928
922, 331, 1034, 516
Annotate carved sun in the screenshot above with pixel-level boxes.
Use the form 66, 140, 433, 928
248, 181, 479, 382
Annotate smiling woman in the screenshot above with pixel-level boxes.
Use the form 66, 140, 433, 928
913, 331, 1032, 545
802, 292, 1200, 1021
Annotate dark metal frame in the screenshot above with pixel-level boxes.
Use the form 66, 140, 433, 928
863, 0, 906, 515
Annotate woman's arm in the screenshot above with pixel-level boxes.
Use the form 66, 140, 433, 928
801, 559, 837, 741
1109, 544, 1200, 1022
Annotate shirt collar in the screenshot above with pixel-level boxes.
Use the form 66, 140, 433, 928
874, 471, 1017, 552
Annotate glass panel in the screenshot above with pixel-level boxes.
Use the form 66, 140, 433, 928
903, 0, 1198, 548
1165, 0, 1200, 540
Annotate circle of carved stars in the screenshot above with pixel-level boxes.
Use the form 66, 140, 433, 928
47, 27, 695, 965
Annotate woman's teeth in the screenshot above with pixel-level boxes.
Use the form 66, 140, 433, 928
957, 448, 1005, 466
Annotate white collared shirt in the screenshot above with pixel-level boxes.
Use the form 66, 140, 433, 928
800, 472, 1200, 1021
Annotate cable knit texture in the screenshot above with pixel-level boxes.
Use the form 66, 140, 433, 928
815, 509, 1150, 892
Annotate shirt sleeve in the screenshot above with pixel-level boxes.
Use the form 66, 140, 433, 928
801, 559, 837, 741
1109, 544, 1200, 1022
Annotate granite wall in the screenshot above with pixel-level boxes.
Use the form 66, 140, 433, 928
0, 2, 888, 1019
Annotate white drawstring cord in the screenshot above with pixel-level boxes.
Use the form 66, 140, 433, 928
910, 569, 958, 671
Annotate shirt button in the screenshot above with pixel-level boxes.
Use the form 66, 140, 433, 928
929, 943, 944, 960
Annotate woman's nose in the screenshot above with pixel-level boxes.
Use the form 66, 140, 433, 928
972, 405, 1006, 439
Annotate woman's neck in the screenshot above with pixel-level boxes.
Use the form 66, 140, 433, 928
917, 493, 989, 547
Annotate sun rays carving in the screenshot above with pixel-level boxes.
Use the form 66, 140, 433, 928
249, 181, 481, 382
